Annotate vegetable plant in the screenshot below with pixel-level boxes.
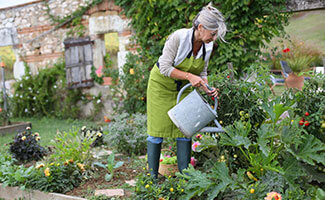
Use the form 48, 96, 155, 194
93, 152, 124, 182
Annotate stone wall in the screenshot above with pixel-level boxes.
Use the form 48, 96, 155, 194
287, 0, 325, 12
0, 0, 133, 119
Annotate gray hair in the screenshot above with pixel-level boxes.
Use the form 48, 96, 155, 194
193, 2, 227, 42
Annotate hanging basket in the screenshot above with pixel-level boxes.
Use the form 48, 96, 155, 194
158, 149, 178, 176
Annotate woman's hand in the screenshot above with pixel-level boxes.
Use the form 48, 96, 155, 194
201, 85, 219, 97
187, 73, 205, 87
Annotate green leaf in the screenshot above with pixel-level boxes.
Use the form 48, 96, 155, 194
221, 121, 251, 149
114, 161, 124, 169
93, 162, 107, 169
287, 134, 325, 166
105, 173, 112, 182
256, 124, 277, 157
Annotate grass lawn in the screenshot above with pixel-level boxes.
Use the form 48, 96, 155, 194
286, 10, 325, 52
0, 117, 102, 153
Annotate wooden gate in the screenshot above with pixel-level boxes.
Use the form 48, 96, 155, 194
64, 37, 94, 89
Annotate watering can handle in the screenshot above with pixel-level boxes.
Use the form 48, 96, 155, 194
176, 83, 218, 113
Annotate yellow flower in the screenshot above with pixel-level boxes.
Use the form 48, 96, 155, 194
233, 154, 237, 158
219, 120, 223, 124
97, 132, 102, 137
35, 136, 41, 141
129, 68, 135, 75
145, 184, 150, 188
34, 132, 39, 136
147, 173, 151, 176
250, 188, 255, 194
44, 168, 50, 177
36, 163, 45, 169
64, 161, 69, 166
21, 136, 26, 141
247, 171, 258, 181
170, 188, 174, 192
77, 163, 85, 172
56, 163, 60, 166
181, 189, 184, 192
50, 162, 55, 166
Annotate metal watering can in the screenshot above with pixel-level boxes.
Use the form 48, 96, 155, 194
168, 83, 224, 138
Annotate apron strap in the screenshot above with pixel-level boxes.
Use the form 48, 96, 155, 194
186, 29, 195, 58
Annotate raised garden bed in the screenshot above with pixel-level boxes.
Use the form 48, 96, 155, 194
0, 122, 32, 136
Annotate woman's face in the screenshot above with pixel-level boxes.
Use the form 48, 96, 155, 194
197, 24, 218, 43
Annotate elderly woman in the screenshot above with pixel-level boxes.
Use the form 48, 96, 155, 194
146, 3, 227, 179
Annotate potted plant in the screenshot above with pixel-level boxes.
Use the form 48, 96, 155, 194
90, 53, 119, 85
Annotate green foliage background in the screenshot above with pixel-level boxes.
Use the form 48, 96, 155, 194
113, 0, 290, 114
115, 0, 290, 74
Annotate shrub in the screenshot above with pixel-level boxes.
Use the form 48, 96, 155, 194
104, 112, 147, 155
9, 127, 46, 163
49, 127, 96, 165
12, 61, 83, 119
30, 161, 83, 193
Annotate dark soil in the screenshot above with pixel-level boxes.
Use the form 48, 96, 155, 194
65, 156, 145, 199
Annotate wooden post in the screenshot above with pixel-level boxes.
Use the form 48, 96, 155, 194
0, 58, 9, 125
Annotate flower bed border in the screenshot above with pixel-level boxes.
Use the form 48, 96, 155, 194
0, 122, 32, 136
0, 183, 86, 200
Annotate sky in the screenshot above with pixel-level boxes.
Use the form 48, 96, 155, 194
0, 0, 36, 9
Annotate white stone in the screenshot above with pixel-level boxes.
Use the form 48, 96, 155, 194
118, 51, 129, 74
95, 189, 124, 197
0, 14, 5, 20
5, 22, 13, 28
89, 15, 129, 35
125, 180, 136, 187
13, 61, 25, 80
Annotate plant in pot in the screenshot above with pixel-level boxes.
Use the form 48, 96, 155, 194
90, 53, 119, 85
281, 47, 316, 90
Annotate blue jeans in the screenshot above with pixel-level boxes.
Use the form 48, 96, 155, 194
147, 135, 191, 144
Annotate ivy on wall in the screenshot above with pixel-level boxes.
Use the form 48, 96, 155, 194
115, 0, 290, 75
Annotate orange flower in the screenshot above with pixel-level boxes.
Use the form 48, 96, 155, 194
265, 192, 282, 200
68, 159, 74, 164
104, 116, 111, 123
77, 163, 85, 172
44, 168, 50, 177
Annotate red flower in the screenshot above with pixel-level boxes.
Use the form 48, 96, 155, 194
227, 75, 230, 78
282, 48, 290, 53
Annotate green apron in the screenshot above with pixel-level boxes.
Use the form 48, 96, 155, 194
147, 42, 206, 138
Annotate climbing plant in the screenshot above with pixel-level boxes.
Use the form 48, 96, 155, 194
115, 0, 290, 75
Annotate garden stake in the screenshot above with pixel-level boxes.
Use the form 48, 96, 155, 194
0, 57, 9, 125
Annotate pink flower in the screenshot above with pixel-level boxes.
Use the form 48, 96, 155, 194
96, 66, 103, 77
195, 134, 202, 139
166, 155, 171, 158
190, 157, 197, 167
265, 192, 282, 200
192, 142, 201, 152
169, 146, 172, 150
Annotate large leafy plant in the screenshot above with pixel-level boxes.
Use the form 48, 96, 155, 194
177, 97, 325, 199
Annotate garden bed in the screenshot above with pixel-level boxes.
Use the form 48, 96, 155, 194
0, 122, 32, 136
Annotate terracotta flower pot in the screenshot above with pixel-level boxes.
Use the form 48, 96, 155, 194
102, 77, 113, 85
285, 73, 304, 90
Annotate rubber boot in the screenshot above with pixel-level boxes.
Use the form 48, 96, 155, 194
177, 140, 191, 173
147, 141, 161, 179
